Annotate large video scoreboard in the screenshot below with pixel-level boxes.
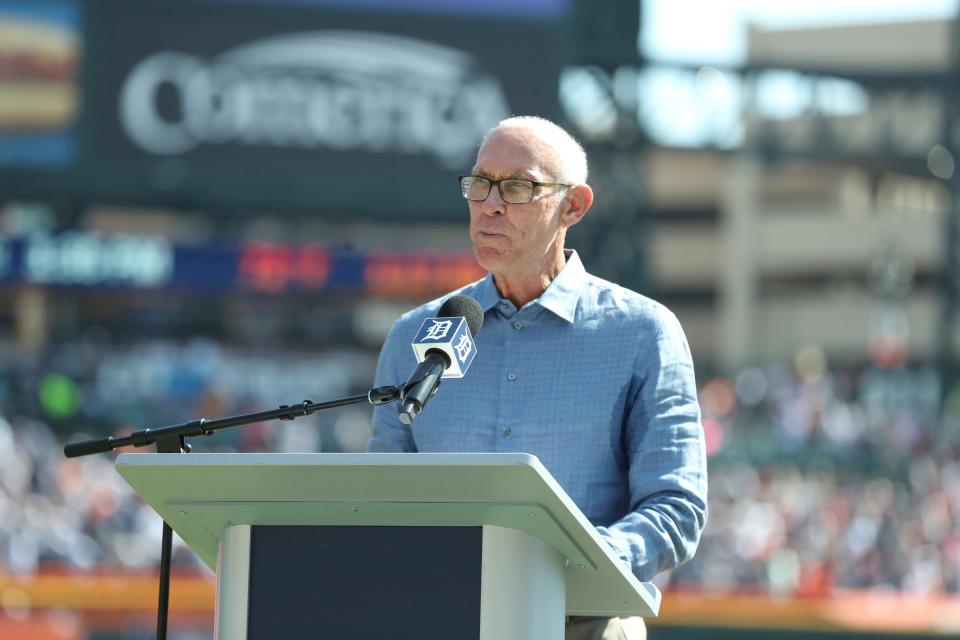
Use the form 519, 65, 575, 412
0, 0, 572, 221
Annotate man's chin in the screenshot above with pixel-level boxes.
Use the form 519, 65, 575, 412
473, 247, 508, 273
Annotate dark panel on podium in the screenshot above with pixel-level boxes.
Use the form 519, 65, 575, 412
248, 525, 482, 639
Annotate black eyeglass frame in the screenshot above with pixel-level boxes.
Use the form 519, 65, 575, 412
458, 175, 571, 204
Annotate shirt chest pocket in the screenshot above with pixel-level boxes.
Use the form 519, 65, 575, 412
506, 372, 629, 441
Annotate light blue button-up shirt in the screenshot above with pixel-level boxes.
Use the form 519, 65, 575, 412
369, 251, 707, 581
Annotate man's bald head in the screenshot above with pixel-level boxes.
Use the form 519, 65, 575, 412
478, 116, 588, 185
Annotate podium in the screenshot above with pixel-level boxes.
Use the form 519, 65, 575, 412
117, 452, 660, 639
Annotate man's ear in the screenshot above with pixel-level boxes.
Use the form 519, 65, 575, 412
560, 184, 594, 229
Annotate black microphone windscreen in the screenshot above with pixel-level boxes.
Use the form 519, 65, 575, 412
438, 295, 484, 337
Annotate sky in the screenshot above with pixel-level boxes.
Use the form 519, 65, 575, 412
608, 0, 960, 148
643, 0, 960, 65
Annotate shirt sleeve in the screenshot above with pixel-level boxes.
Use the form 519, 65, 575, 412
368, 319, 418, 453
594, 307, 708, 581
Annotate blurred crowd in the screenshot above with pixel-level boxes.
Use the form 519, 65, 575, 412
670, 357, 960, 595
0, 338, 379, 574
1, 339, 958, 596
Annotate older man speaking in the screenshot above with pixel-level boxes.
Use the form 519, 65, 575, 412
369, 116, 707, 640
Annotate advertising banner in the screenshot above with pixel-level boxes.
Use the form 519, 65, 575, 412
0, 0, 80, 167
1, 0, 568, 220
0, 231, 485, 297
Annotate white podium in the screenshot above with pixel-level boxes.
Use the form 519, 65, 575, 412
116, 452, 660, 640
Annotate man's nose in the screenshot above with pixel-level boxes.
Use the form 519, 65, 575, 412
480, 184, 506, 215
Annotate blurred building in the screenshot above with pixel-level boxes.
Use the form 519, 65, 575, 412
641, 18, 953, 370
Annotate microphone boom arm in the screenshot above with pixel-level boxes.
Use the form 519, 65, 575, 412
63, 385, 403, 458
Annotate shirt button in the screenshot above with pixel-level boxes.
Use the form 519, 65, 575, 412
502, 427, 512, 437
507, 372, 517, 381
499, 302, 510, 310
513, 321, 523, 330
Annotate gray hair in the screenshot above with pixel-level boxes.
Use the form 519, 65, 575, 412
480, 116, 589, 184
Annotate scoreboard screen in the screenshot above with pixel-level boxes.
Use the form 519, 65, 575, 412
0, 0, 570, 221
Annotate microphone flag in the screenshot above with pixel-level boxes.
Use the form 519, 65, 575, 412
411, 316, 477, 378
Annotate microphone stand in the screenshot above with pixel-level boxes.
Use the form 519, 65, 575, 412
62, 385, 401, 640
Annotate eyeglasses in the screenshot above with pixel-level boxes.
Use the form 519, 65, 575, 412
458, 175, 569, 205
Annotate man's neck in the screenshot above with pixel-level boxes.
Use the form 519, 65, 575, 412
492, 252, 567, 309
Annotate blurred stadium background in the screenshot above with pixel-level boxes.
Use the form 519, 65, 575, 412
2, 0, 960, 638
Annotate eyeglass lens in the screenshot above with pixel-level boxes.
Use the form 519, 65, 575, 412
461, 177, 534, 204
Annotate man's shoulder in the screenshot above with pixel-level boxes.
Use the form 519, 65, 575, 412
388, 277, 488, 339
579, 272, 679, 332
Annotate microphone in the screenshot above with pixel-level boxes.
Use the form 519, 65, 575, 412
399, 295, 483, 424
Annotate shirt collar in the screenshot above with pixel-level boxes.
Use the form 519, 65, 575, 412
474, 273, 502, 313
473, 249, 585, 323
536, 249, 584, 323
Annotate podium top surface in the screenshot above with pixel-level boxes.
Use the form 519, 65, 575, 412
116, 452, 660, 617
